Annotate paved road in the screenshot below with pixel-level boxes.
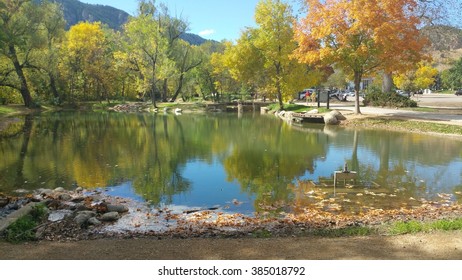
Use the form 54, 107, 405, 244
335, 105, 462, 124
312, 94, 462, 125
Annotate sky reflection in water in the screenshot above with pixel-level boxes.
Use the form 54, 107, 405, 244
0, 112, 461, 214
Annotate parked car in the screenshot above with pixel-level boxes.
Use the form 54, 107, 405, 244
329, 90, 348, 101
396, 90, 410, 98
455, 89, 462, 96
346, 91, 356, 97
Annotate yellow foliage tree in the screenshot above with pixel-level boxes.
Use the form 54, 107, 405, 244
60, 22, 114, 100
214, 0, 323, 108
415, 63, 438, 89
393, 62, 438, 92
293, 0, 427, 114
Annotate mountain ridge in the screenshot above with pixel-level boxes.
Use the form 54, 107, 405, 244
50, 0, 209, 45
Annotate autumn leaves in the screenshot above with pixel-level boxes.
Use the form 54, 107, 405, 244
213, 1, 427, 113
292, 0, 427, 113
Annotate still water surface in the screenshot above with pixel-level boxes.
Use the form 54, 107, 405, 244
1, 112, 461, 215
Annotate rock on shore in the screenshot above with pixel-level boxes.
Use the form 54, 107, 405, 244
324, 110, 347, 125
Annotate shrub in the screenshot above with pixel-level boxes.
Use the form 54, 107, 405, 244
363, 86, 417, 108
4, 203, 48, 243
0, 88, 23, 105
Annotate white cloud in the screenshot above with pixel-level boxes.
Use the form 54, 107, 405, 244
198, 29, 216, 37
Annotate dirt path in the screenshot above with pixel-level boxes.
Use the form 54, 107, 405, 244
1, 231, 461, 260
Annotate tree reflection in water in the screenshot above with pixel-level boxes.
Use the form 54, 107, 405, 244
0, 112, 461, 214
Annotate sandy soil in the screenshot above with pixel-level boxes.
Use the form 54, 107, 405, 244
1, 230, 461, 260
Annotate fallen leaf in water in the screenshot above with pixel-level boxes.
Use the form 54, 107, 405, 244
232, 199, 242, 205
437, 193, 453, 199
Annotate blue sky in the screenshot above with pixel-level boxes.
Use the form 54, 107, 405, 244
80, 0, 271, 41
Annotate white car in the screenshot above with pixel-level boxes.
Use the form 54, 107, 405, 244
396, 90, 410, 97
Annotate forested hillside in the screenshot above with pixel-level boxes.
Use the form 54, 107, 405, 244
421, 25, 462, 70
51, 0, 129, 30
421, 25, 462, 51
49, 0, 208, 45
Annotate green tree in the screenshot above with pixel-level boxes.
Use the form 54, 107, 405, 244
192, 41, 224, 102
168, 40, 202, 102
36, 1, 66, 102
120, 0, 174, 107
323, 68, 348, 90
441, 57, 462, 89
153, 5, 202, 102
215, 0, 317, 108
213, 31, 265, 101
210, 41, 244, 101
0, 0, 45, 107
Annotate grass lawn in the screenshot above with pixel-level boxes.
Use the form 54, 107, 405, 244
0, 106, 16, 116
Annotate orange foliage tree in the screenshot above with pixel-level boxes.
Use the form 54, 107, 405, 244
293, 0, 427, 114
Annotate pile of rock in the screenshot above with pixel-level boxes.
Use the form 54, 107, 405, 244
41, 187, 129, 226
275, 110, 294, 121
276, 109, 347, 125
1, 187, 130, 240
109, 103, 155, 113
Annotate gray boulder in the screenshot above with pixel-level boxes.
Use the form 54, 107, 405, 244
77, 210, 96, 217
54, 187, 65, 192
74, 213, 92, 226
38, 188, 53, 195
100, 212, 120, 222
324, 114, 339, 125
324, 110, 347, 125
329, 110, 347, 121
106, 204, 129, 213
58, 193, 72, 201
88, 217, 102, 226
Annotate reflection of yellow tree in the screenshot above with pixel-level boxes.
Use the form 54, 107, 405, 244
2, 112, 462, 208
222, 118, 329, 211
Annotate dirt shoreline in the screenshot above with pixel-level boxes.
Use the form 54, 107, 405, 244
1, 230, 461, 260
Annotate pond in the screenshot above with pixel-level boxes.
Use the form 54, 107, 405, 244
1, 111, 461, 217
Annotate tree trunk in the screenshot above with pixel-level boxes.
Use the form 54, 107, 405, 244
354, 71, 362, 114
275, 63, 284, 110
170, 73, 185, 102
162, 78, 168, 102
150, 85, 158, 108
382, 72, 393, 93
9, 45, 33, 108
49, 74, 60, 100
277, 84, 283, 109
